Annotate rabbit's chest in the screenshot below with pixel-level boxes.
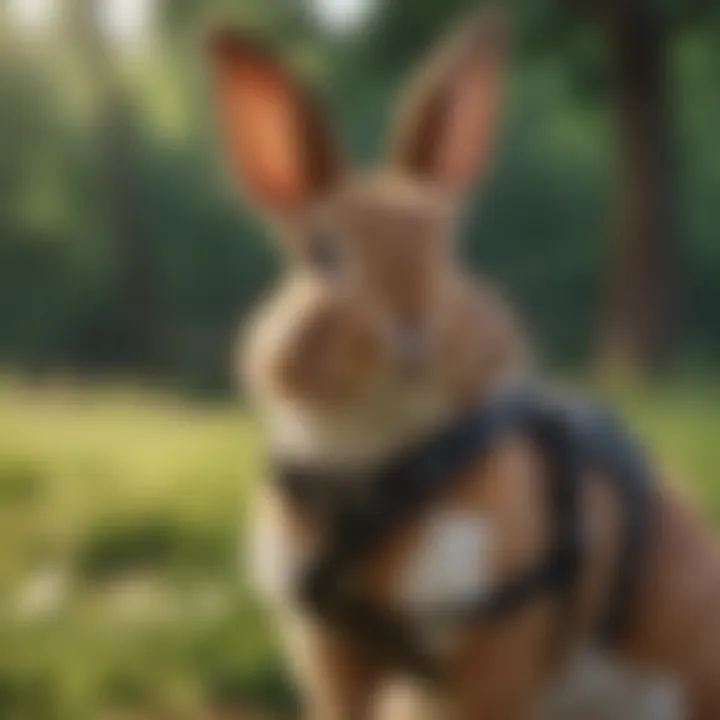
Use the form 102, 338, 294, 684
251, 390, 504, 650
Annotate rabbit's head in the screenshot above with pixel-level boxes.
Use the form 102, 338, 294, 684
209, 12, 520, 415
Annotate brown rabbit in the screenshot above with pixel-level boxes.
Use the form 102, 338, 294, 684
208, 12, 720, 720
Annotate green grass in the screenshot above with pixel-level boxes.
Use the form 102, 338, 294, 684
0, 379, 291, 719
0, 376, 718, 718
613, 379, 720, 521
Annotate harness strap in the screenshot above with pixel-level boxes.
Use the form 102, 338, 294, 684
299, 561, 441, 679
568, 403, 657, 642
274, 389, 654, 680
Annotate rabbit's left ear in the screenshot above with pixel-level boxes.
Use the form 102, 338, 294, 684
389, 10, 508, 197
208, 30, 344, 213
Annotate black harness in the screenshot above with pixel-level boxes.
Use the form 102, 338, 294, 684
274, 389, 656, 681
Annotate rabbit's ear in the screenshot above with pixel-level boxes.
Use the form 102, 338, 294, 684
208, 31, 344, 212
389, 10, 508, 197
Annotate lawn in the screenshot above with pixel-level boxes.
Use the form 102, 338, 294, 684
0, 377, 718, 719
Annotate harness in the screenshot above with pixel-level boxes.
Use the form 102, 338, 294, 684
274, 388, 656, 682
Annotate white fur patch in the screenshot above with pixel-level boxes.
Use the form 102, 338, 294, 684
248, 513, 299, 604
264, 384, 453, 467
400, 511, 494, 614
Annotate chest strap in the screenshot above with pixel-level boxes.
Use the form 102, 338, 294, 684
274, 389, 655, 680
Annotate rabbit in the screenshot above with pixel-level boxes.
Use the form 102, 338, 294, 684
208, 11, 720, 720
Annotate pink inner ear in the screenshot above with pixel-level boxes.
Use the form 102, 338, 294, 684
222, 62, 306, 208
439, 64, 498, 190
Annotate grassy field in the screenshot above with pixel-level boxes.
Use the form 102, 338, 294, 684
0, 377, 719, 719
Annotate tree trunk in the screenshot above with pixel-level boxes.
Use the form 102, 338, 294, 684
599, 1, 680, 374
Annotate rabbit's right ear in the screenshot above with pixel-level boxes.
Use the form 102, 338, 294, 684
208, 31, 344, 213
389, 10, 508, 198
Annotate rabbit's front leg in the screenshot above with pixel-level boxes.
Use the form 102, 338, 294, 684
280, 612, 380, 720
249, 493, 380, 718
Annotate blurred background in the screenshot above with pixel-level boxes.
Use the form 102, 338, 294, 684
0, 0, 718, 717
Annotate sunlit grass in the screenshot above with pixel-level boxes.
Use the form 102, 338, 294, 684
0, 378, 290, 718
611, 379, 720, 520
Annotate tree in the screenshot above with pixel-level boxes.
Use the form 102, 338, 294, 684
594, 0, 680, 373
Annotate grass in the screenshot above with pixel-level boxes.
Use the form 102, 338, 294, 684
0, 376, 718, 718
0, 379, 291, 720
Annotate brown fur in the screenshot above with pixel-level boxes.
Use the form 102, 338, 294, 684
209, 11, 720, 719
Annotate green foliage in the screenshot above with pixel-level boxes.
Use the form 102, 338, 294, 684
0, 0, 719, 386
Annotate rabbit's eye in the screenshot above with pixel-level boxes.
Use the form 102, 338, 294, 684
307, 230, 344, 275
